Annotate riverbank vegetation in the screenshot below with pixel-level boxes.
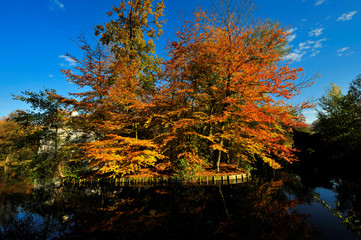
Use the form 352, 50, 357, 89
1, 0, 314, 181
292, 74, 361, 179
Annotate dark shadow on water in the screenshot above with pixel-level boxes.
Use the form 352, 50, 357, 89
288, 128, 361, 239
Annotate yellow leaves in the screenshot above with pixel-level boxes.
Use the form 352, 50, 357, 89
262, 156, 282, 169
84, 134, 164, 177
171, 118, 195, 132
177, 151, 207, 166
210, 143, 228, 153
155, 161, 172, 172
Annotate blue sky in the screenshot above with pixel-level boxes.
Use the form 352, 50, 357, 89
0, 0, 360, 123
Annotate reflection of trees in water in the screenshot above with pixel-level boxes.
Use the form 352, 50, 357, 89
0, 183, 73, 240
314, 195, 361, 238
0, 178, 314, 240
292, 124, 361, 238
330, 178, 361, 238
292, 122, 361, 237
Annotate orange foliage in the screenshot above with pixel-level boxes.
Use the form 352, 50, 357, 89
53, 1, 166, 177
52, 4, 313, 177
153, 10, 312, 170
0, 115, 41, 158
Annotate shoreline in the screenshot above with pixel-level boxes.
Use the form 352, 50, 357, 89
67, 171, 251, 187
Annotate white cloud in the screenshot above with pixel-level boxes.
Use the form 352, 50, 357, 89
313, 38, 327, 50
288, 28, 298, 34
315, 0, 326, 6
299, 41, 312, 50
337, 47, 349, 56
49, 0, 65, 12
337, 11, 357, 21
299, 38, 326, 51
283, 50, 306, 62
287, 28, 298, 42
288, 34, 297, 42
285, 38, 327, 62
337, 47, 355, 56
308, 28, 324, 37
59, 55, 76, 66
49, 74, 54, 78
310, 50, 320, 57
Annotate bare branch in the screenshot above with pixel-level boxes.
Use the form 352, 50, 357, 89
210, 0, 258, 34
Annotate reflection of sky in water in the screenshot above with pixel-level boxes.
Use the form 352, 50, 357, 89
13, 207, 73, 239
17, 207, 41, 223
295, 188, 358, 240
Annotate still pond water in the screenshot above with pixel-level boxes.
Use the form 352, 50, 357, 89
0, 171, 360, 240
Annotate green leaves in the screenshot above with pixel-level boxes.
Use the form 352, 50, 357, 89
95, 0, 165, 91
316, 75, 361, 161
12, 88, 63, 127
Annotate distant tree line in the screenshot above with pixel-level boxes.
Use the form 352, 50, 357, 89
293, 74, 361, 178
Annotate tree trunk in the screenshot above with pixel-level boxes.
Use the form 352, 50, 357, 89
57, 161, 65, 178
213, 125, 224, 172
218, 185, 230, 219
214, 137, 223, 172
55, 125, 65, 178
4, 153, 13, 174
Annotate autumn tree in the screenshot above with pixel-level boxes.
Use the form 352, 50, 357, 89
153, 7, 310, 173
54, 0, 166, 177
95, 0, 165, 91
0, 111, 43, 176
29, 0, 312, 178
0, 115, 32, 161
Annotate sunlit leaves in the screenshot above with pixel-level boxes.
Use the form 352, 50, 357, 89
157, 9, 309, 171
85, 135, 162, 177
51, 1, 166, 177
37, 1, 311, 177
0, 112, 41, 161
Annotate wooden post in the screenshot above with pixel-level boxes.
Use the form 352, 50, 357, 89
4, 154, 11, 174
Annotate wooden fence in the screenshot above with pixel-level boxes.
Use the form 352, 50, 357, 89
68, 173, 251, 187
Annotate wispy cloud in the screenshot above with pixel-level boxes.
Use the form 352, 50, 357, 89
287, 28, 298, 42
59, 55, 76, 66
310, 50, 320, 57
48, 0, 65, 12
300, 38, 326, 55
337, 11, 357, 21
283, 50, 306, 62
308, 28, 324, 37
337, 47, 355, 56
284, 38, 327, 62
312, 38, 327, 50
315, 0, 326, 6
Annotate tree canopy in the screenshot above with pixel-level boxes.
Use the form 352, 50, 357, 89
6, 0, 312, 179
315, 75, 361, 161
